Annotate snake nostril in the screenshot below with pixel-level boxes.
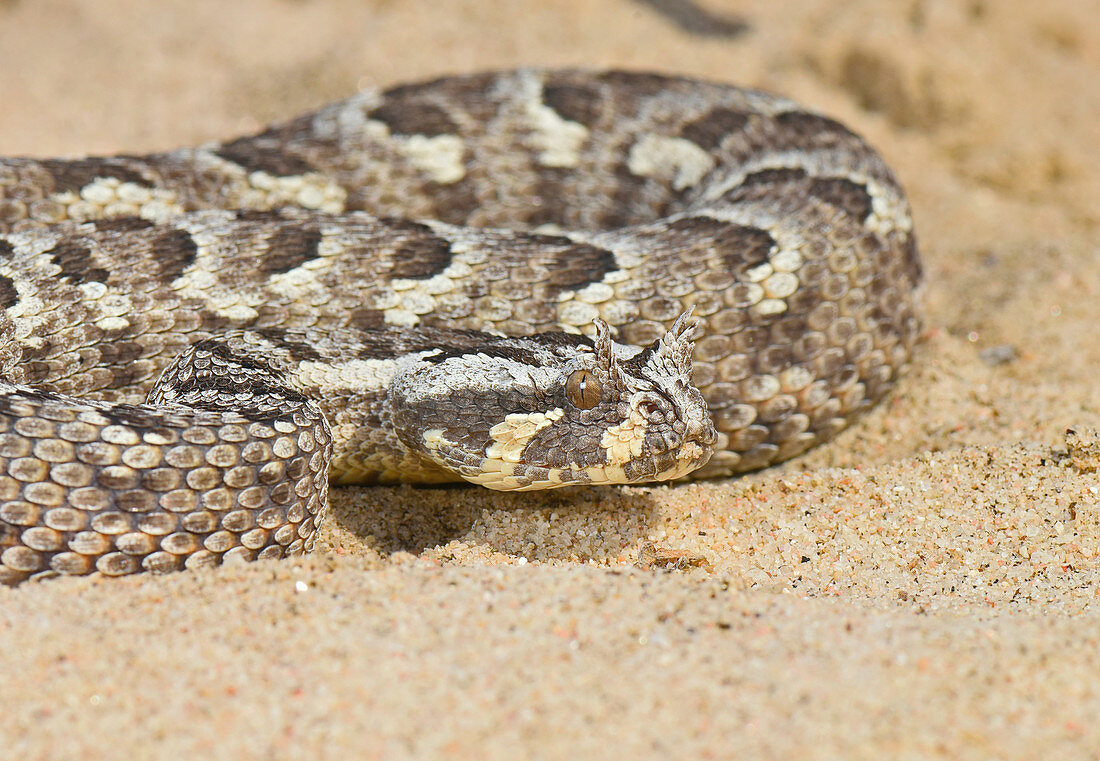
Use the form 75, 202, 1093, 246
685, 417, 717, 447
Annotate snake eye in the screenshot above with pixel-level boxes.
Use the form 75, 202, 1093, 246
566, 369, 602, 410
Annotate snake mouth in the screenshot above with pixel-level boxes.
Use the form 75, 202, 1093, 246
458, 427, 716, 490
625, 436, 716, 484
638, 413, 719, 481
465, 453, 714, 491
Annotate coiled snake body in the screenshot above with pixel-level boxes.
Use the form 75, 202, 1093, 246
0, 69, 920, 583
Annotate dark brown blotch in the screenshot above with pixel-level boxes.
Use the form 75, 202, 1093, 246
425, 341, 542, 368
383, 219, 453, 280
234, 208, 292, 224
424, 330, 590, 367
353, 329, 406, 360
368, 101, 459, 138
181, 340, 309, 405
0, 239, 13, 260
100, 403, 176, 433
39, 158, 152, 195
525, 417, 606, 469
0, 274, 16, 309
596, 71, 680, 97
91, 217, 155, 235
47, 240, 108, 284
716, 224, 777, 272
382, 77, 475, 105
199, 309, 234, 332
382, 72, 502, 125
542, 82, 603, 127
150, 228, 199, 282
254, 328, 323, 362
416, 178, 479, 226
355, 326, 485, 361
602, 163, 662, 230
774, 111, 858, 146
679, 107, 751, 150
533, 237, 618, 297
665, 217, 775, 273
97, 339, 146, 367
260, 226, 323, 276
724, 167, 809, 206
214, 115, 316, 177
807, 177, 873, 221
525, 168, 573, 228
350, 308, 386, 332
738, 166, 808, 188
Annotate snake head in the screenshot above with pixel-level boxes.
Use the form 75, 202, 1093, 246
390, 311, 717, 490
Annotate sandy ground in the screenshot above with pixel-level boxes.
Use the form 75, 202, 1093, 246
2, 0, 1100, 757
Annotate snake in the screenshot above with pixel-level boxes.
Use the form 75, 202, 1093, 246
0, 68, 921, 584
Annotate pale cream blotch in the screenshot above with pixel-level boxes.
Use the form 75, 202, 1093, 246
395, 135, 467, 184
556, 300, 600, 331
600, 400, 649, 466
462, 460, 568, 491
265, 240, 342, 303
245, 171, 347, 214
627, 135, 716, 192
485, 409, 564, 464
364, 119, 467, 185
171, 265, 259, 323
191, 153, 350, 215
381, 258, 474, 328
525, 100, 590, 168
864, 176, 914, 237
45, 178, 185, 225
421, 427, 457, 452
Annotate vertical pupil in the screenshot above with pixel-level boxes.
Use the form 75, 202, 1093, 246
568, 370, 600, 410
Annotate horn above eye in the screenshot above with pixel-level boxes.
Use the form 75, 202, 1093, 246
566, 369, 602, 410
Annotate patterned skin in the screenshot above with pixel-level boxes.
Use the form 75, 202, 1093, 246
0, 69, 920, 582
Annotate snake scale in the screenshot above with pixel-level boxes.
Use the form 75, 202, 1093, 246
0, 69, 920, 584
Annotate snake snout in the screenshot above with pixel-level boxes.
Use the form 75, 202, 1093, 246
686, 415, 718, 449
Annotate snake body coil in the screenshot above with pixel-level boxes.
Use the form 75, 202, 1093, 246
0, 69, 920, 583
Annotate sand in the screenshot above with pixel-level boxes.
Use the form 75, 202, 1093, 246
2, 0, 1100, 757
